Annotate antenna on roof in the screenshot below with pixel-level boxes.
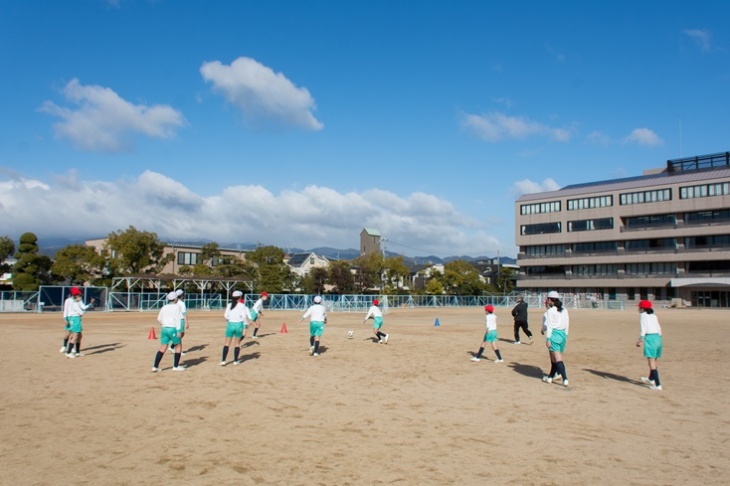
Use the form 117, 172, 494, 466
679, 117, 682, 158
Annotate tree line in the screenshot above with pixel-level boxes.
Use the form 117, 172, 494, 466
0, 227, 514, 295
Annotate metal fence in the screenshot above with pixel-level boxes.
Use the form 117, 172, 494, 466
0, 286, 626, 313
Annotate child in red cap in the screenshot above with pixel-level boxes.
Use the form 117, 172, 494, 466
364, 298, 388, 344
636, 300, 663, 390
471, 305, 502, 362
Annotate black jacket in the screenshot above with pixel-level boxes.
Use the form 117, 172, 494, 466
511, 301, 528, 322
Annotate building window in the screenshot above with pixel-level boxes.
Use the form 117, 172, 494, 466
524, 244, 566, 257
679, 182, 730, 199
177, 252, 199, 265
684, 209, 730, 224
619, 188, 671, 205
625, 263, 676, 275
520, 222, 561, 235
524, 265, 566, 275
624, 214, 676, 229
685, 235, 730, 249
687, 260, 730, 273
520, 201, 561, 215
567, 217, 613, 232
567, 195, 613, 211
572, 264, 618, 276
572, 241, 618, 253
625, 238, 676, 251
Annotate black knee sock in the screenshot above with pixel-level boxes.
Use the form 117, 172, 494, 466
314, 341, 320, 354
67, 342, 74, 354
476, 346, 485, 358
377, 331, 385, 339
253, 327, 259, 336
222, 346, 229, 362
63, 338, 68, 347
653, 370, 660, 386
75, 342, 80, 353
154, 351, 164, 368
495, 349, 502, 360
310, 336, 315, 347
556, 361, 567, 380
234, 347, 240, 361
549, 362, 556, 377
174, 352, 181, 368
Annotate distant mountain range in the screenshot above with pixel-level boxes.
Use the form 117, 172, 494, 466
35, 237, 515, 266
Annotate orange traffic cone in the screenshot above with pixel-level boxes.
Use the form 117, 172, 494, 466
280, 323, 288, 334
148, 327, 157, 340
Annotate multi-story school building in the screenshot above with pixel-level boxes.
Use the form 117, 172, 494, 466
515, 151, 730, 308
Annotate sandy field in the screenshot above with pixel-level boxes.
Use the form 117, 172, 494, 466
1, 306, 728, 485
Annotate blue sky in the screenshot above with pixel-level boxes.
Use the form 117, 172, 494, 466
1, 1, 728, 258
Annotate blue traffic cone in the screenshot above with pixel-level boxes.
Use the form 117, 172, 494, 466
434, 317, 440, 327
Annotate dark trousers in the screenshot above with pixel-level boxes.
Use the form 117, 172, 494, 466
514, 320, 532, 341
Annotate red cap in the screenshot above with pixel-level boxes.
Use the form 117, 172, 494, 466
373, 299, 379, 306
485, 304, 494, 312
638, 300, 652, 309
70, 287, 82, 296
261, 291, 268, 297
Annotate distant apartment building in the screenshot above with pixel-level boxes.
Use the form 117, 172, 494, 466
515, 151, 730, 307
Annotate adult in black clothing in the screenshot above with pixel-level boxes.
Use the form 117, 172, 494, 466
511, 296, 532, 344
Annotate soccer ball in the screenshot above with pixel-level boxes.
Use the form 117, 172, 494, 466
347, 330, 355, 339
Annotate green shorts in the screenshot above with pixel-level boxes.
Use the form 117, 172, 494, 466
310, 321, 325, 337
483, 329, 497, 343
548, 329, 567, 353
64, 318, 71, 332
226, 321, 244, 338
161, 327, 181, 346
372, 316, 384, 330
250, 310, 260, 322
178, 319, 186, 334
68, 315, 83, 333
643, 334, 663, 359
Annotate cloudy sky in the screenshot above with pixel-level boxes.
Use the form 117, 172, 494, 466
1, 1, 728, 257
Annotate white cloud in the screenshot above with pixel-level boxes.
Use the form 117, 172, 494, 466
0, 171, 503, 258
200, 57, 323, 131
39, 79, 185, 152
461, 111, 571, 142
623, 128, 663, 147
585, 130, 612, 146
684, 29, 711, 51
512, 178, 561, 198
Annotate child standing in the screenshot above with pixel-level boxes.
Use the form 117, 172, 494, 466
152, 292, 185, 372
471, 305, 503, 362
541, 291, 570, 386
221, 290, 250, 366
363, 298, 389, 344
636, 300, 663, 391
297, 295, 327, 357
65, 287, 95, 358
60, 288, 75, 353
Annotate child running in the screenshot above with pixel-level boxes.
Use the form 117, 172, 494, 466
152, 291, 185, 372
541, 291, 570, 386
221, 290, 250, 366
471, 304, 503, 362
65, 287, 95, 358
249, 291, 268, 339
297, 295, 327, 357
60, 288, 75, 353
363, 298, 389, 344
636, 300, 663, 391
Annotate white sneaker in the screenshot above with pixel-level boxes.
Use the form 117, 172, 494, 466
640, 376, 656, 386
251, 335, 258, 339
542, 375, 552, 383
309, 346, 314, 355
219, 361, 226, 366
513, 341, 521, 345
471, 357, 481, 362
181, 351, 187, 356
312, 353, 320, 357
172, 366, 186, 372
384, 334, 389, 344
75, 353, 84, 357
649, 385, 662, 391
563, 380, 569, 387
66, 353, 76, 359
378, 339, 383, 344
495, 359, 504, 363
59, 346, 66, 353
151, 367, 160, 372
233, 360, 240, 366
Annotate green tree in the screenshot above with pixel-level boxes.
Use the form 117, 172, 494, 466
352, 252, 384, 293
425, 277, 444, 295
105, 226, 172, 275
300, 267, 328, 294
0, 235, 15, 274
383, 256, 410, 293
438, 260, 485, 295
12, 232, 52, 290
248, 245, 292, 293
495, 266, 515, 295
328, 260, 355, 294
51, 244, 105, 285
200, 242, 222, 265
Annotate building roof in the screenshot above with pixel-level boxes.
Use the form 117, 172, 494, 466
517, 167, 730, 202
361, 228, 381, 236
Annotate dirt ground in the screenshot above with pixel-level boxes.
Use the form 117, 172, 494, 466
0, 306, 728, 485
